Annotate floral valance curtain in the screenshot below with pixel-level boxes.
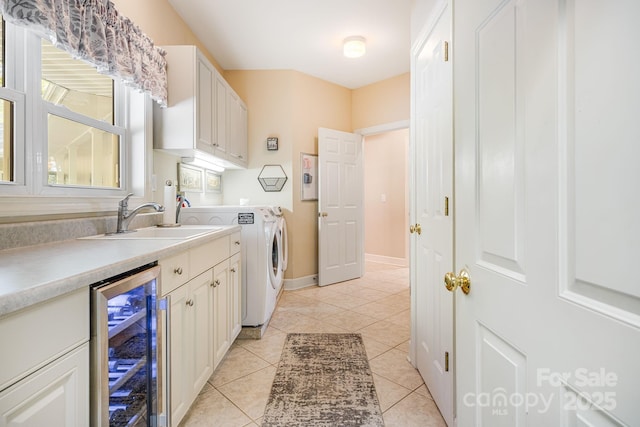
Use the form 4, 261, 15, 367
0, 0, 167, 106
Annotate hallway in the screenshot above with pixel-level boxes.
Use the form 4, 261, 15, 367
180, 262, 447, 426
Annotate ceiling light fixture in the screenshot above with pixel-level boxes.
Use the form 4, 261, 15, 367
343, 36, 366, 58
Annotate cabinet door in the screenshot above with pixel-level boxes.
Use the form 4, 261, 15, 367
169, 284, 190, 426
190, 270, 214, 396
213, 72, 227, 156
229, 253, 242, 341
226, 90, 248, 168
0, 344, 89, 427
196, 56, 214, 152
212, 261, 230, 368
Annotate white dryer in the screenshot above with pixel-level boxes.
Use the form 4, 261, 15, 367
180, 206, 283, 327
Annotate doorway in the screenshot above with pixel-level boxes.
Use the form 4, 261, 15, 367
362, 127, 410, 268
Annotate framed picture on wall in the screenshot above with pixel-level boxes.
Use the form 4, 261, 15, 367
177, 163, 203, 192
300, 153, 318, 201
205, 170, 222, 193
267, 137, 279, 151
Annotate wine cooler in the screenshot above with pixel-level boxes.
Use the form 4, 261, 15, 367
90, 263, 167, 427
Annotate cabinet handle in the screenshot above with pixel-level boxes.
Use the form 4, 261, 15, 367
234, 241, 241, 246
230, 268, 236, 273
214, 279, 220, 288
174, 267, 183, 275
186, 299, 194, 307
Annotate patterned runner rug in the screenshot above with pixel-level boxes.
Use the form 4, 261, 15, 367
262, 333, 385, 427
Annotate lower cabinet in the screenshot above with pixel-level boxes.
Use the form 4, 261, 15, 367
229, 252, 242, 341
169, 270, 214, 426
212, 261, 230, 368
0, 288, 89, 427
0, 343, 89, 426
213, 251, 243, 369
161, 233, 242, 426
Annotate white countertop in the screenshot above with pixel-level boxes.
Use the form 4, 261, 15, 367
0, 225, 241, 318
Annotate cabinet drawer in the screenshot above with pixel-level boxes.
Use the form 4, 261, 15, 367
229, 232, 242, 255
191, 237, 229, 277
160, 251, 190, 295
0, 288, 89, 391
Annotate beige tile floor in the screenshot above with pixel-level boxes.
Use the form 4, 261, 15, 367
180, 262, 447, 426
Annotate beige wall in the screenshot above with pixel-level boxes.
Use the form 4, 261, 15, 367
111, 0, 222, 71
224, 70, 351, 280
289, 72, 352, 280
115, 0, 410, 280
222, 71, 294, 209
352, 73, 410, 130
364, 130, 409, 263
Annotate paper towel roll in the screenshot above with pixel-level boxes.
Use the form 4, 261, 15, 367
163, 181, 176, 225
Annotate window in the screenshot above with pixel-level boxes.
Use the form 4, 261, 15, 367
0, 17, 152, 217
41, 39, 123, 189
0, 19, 15, 184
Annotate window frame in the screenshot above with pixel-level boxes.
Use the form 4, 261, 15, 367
0, 21, 152, 217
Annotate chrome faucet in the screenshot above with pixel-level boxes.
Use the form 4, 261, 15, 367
176, 194, 185, 224
116, 193, 165, 233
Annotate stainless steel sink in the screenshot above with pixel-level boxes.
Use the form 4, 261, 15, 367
82, 225, 223, 240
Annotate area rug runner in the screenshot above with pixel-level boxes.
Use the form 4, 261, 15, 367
262, 333, 384, 427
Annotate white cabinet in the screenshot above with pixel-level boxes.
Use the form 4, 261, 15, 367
155, 45, 248, 169
197, 57, 215, 152
0, 344, 89, 427
153, 46, 216, 156
212, 261, 230, 368
0, 288, 89, 427
212, 232, 243, 368
229, 252, 242, 340
168, 270, 214, 426
213, 72, 228, 159
227, 90, 248, 168
160, 233, 242, 426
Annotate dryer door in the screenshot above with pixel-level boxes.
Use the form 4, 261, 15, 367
267, 221, 283, 290
279, 216, 288, 272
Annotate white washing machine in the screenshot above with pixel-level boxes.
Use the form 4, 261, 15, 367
272, 206, 289, 274
180, 206, 283, 327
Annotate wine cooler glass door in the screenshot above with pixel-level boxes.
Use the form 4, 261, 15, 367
91, 264, 161, 427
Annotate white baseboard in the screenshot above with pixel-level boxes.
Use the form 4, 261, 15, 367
283, 274, 318, 291
365, 253, 408, 267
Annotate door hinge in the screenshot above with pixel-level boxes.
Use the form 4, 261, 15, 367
445, 351, 449, 372
443, 41, 449, 62
445, 196, 449, 216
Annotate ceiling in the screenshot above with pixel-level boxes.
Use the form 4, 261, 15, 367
166, 0, 413, 89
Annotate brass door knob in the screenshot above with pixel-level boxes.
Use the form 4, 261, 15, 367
409, 224, 422, 235
444, 268, 471, 295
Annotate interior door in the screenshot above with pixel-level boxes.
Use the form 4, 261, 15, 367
318, 127, 364, 286
411, 2, 454, 426
454, 0, 640, 425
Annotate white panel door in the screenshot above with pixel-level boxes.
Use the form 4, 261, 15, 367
411, 2, 454, 426
318, 127, 364, 286
454, 0, 640, 425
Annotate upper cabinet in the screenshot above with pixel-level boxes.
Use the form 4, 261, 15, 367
154, 46, 248, 169
226, 90, 248, 167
